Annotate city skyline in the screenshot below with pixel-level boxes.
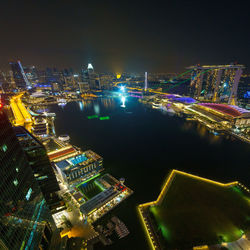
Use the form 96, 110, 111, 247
0, 0, 250, 73
0, 1, 249, 249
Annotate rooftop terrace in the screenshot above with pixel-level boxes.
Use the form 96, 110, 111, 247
80, 187, 117, 215
138, 170, 250, 249
55, 151, 101, 171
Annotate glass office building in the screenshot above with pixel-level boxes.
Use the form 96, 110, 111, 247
0, 108, 54, 249
14, 126, 60, 204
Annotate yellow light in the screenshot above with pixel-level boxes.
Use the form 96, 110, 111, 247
137, 206, 156, 250
60, 230, 71, 238
116, 74, 121, 79
138, 169, 241, 250
193, 246, 209, 250
10, 93, 33, 130
88, 208, 97, 215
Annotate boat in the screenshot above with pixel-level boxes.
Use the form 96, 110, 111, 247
152, 102, 162, 109
57, 98, 67, 106
162, 105, 176, 114
111, 217, 130, 239
58, 134, 70, 142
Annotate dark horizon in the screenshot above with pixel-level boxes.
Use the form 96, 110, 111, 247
0, 0, 249, 73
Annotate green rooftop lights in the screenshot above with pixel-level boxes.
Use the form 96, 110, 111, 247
76, 173, 101, 188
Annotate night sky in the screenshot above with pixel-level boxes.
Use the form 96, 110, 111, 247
0, 0, 249, 73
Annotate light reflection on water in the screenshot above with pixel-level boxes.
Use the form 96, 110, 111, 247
72, 97, 228, 145
94, 104, 100, 115
78, 98, 116, 112
49, 96, 249, 250
44, 96, 239, 146
182, 121, 222, 144
120, 96, 126, 108
79, 100, 84, 111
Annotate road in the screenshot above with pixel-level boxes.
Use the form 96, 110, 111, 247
10, 93, 33, 130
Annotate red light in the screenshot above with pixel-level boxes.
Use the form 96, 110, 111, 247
0, 103, 2, 108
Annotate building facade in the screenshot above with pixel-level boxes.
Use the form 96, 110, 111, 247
14, 126, 60, 205
9, 61, 30, 89
55, 150, 103, 186
237, 75, 250, 109
0, 109, 54, 249
188, 64, 245, 105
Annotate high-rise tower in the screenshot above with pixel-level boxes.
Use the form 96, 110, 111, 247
81, 63, 99, 89
87, 63, 94, 74
188, 64, 245, 105
14, 126, 60, 206
9, 61, 30, 89
0, 108, 54, 249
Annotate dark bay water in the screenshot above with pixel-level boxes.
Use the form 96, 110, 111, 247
50, 97, 250, 250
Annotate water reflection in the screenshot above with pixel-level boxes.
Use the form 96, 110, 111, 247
79, 101, 84, 111
121, 96, 126, 108
197, 123, 207, 137
78, 98, 116, 112
94, 103, 100, 115
54, 97, 233, 146
182, 121, 222, 144
102, 98, 115, 109
79, 99, 93, 110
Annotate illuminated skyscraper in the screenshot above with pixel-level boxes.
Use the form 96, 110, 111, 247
238, 76, 250, 109
14, 127, 60, 205
144, 72, 148, 91
23, 65, 38, 82
0, 72, 7, 93
87, 63, 94, 74
9, 61, 30, 89
188, 64, 245, 105
81, 63, 99, 89
0, 108, 55, 249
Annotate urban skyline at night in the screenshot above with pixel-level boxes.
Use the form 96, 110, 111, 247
0, 0, 250, 73
0, 0, 249, 249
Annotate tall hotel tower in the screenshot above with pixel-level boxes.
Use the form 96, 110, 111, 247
188, 64, 245, 105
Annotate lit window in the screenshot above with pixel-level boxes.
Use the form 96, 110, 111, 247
26, 188, 32, 200
1, 144, 7, 152
13, 179, 18, 186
